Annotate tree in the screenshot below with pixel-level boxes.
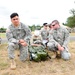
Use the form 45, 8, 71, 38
0, 28, 6, 33
29, 24, 43, 31
35, 25, 42, 30
66, 16, 75, 28
64, 1, 75, 28
69, 9, 75, 16
65, 8, 75, 28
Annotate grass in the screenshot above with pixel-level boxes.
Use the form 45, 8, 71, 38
0, 41, 75, 75
0, 33, 6, 38
0, 62, 8, 69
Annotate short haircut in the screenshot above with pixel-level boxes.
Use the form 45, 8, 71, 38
43, 23, 48, 26
10, 13, 19, 19
52, 20, 59, 24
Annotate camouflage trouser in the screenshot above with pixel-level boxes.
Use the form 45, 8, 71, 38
7, 43, 28, 61
47, 42, 71, 60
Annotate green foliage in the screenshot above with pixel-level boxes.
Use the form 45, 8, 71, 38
69, 9, 75, 16
29, 24, 42, 31
29, 25, 35, 31
65, 8, 75, 28
0, 28, 6, 33
66, 16, 75, 28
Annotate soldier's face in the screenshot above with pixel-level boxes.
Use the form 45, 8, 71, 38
51, 22, 59, 29
44, 25, 48, 29
11, 16, 20, 26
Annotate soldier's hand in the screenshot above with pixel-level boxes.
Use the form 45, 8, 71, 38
20, 42, 27, 46
19, 39, 27, 46
58, 44, 64, 51
19, 39, 25, 43
60, 47, 64, 51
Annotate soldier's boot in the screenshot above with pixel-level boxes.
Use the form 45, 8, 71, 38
10, 59, 16, 70
56, 51, 61, 59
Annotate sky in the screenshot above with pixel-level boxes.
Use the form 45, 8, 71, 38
0, 0, 75, 28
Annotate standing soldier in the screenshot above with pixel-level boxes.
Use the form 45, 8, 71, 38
6, 13, 31, 69
40, 23, 49, 48
47, 20, 71, 60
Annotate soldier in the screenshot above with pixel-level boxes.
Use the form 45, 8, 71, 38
47, 20, 71, 60
6, 13, 31, 69
40, 23, 49, 48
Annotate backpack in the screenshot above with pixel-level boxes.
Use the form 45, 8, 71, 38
29, 46, 49, 62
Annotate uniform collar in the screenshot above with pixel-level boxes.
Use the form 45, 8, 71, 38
12, 22, 21, 29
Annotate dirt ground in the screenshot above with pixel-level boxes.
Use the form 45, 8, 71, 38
0, 41, 75, 75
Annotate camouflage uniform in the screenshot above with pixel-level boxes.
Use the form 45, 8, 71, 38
40, 28, 49, 47
40, 28, 49, 40
47, 26, 71, 60
6, 22, 31, 61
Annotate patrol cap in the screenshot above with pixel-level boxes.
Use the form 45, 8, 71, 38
43, 23, 48, 26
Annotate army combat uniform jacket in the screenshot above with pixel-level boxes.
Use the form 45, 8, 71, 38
6, 22, 31, 61
6, 22, 31, 44
40, 28, 49, 40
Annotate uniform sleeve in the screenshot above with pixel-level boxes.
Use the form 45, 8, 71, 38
23, 25, 31, 44
62, 29, 69, 48
48, 30, 59, 47
6, 28, 19, 43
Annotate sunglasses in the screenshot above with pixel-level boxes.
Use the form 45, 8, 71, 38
52, 24, 56, 26
51, 23, 57, 26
